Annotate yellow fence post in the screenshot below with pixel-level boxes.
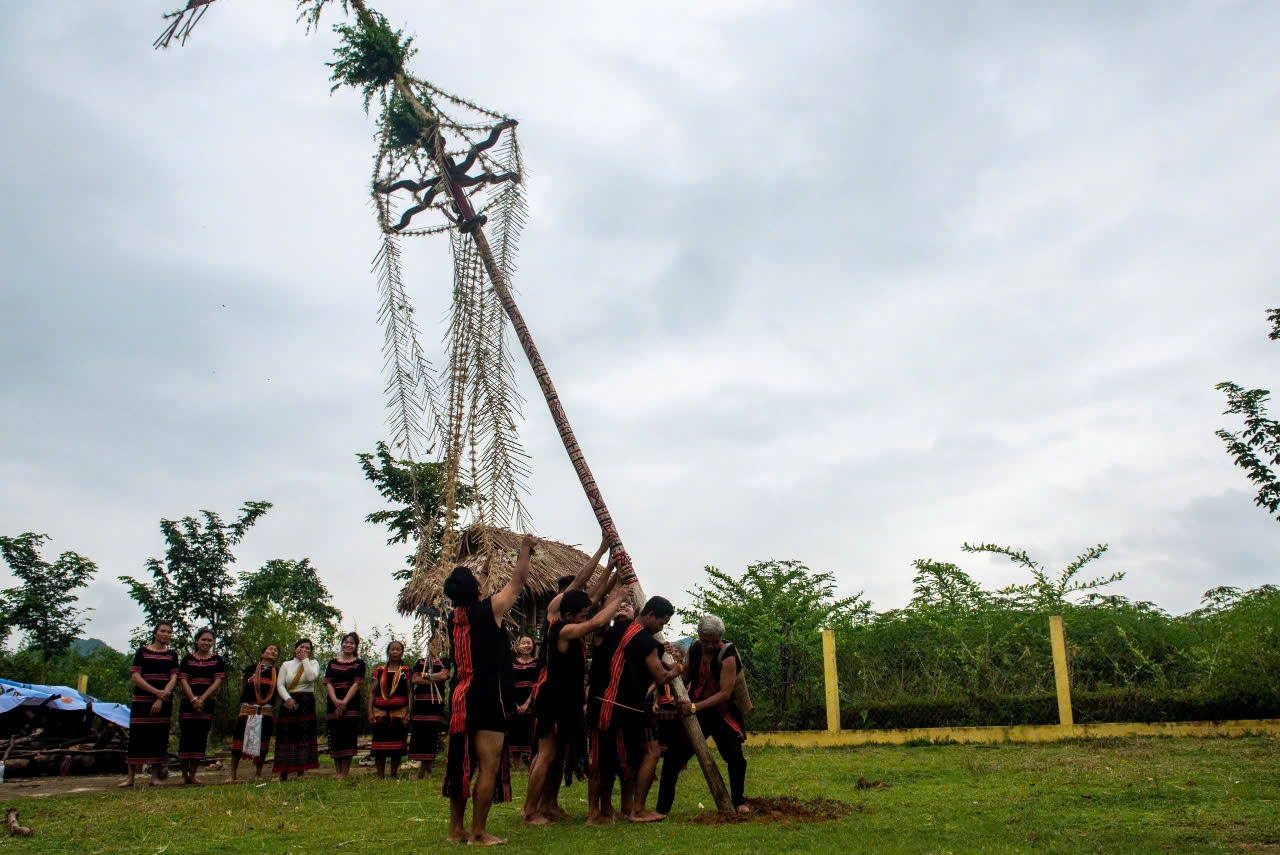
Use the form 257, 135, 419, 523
1048, 615, 1073, 729
821, 629, 840, 733
76, 673, 88, 694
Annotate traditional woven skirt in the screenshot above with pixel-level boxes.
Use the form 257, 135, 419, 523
442, 730, 511, 802
231, 705, 275, 759
506, 710, 533, 755
272, 692, 319, 774
126, 698, 173, 767
326, 711, 360, 759
177, 698, 216, 760
414, 716, 450, 762
371, 711, 409, 758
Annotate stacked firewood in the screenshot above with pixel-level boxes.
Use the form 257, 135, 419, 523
0, 721, 128, 778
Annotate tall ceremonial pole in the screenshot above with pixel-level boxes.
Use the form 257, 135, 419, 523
390, 74, 737, 816
152, 0, 734, 815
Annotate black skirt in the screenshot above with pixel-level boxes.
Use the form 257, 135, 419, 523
408, 715, 444, 761
326, 712, 360, 759
231, 706, 274, 759
126, 698, 173, 767
507, 711, 533, 754
371, 713, 408, 758
272, 692, 319, 774
177, 697, 216, 760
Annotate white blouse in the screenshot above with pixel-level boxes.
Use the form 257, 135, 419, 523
277, 657, 321, 700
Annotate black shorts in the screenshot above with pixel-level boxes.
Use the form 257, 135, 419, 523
590, 719, 650, 783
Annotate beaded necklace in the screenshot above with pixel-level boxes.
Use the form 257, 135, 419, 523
380, 663, 405, 700
252, 663, 276, 706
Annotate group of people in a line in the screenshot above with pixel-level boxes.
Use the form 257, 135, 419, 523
120, 627, 450, 787
118, 531, 749, 848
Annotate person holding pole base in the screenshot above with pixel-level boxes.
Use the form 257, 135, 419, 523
655, 615, 750, 816
441, 534, 536, 846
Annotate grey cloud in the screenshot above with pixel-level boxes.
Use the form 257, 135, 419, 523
2, 0, 1278, 650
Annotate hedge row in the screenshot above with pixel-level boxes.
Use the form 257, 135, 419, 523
820, 690, 1280, 732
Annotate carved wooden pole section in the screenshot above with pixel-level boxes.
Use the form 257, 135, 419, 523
390, 73, 734, 813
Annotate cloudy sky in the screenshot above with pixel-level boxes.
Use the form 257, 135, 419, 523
1, 0, 1277, 652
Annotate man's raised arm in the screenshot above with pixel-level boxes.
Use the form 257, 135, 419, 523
492, 533, 537, 623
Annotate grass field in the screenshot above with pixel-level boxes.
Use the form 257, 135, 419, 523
6, 737, 1278, 854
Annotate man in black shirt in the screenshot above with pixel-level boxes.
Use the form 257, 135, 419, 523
592, 595, 681, 822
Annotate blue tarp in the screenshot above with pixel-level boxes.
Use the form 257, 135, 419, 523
0, 679, 131, 729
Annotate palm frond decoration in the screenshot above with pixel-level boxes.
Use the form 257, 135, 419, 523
149, 0, 639, 602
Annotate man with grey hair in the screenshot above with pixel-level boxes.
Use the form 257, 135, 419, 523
654, 613, 749, 816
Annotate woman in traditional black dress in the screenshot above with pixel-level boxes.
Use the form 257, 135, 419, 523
410, 633, 449, 780
368, 640, 412, 780
230, 643, 279, 781
177, 627, 226, 785
507, 635, 538, 771
274, 638, 321, 781
324, 632, 365, 779
120, 622, 179, 788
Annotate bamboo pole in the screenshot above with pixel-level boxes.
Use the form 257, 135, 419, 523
385, 70, 735, 814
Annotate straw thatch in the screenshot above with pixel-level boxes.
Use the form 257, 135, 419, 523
396, 526, 638, 622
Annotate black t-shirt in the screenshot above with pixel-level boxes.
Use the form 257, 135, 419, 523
447, 598, 509, 732
588, 617, 632, 720
615, 626, 663, 720
540, 620, 587, 729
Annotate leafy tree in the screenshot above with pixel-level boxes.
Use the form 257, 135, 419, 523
0, 533, 97, 676
1216, 308, 1280, 522
118, 501, 271, 648
679, 560, 870, 729
238, 558, 342, 630
357, 442, 475, 582
961, 542, 1124, 612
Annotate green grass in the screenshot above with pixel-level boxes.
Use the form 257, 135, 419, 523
8, 737, 1279, 854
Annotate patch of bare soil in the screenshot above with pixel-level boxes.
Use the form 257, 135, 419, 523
689, 797, 856, 825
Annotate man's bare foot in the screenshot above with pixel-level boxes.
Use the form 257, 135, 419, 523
736, 804, 751, 815
523, 813, 552, 826
551, 806, 570, 820
468, 832, 508, 846
628, 811, 666, 823
447, 828, 468, 843
116, 779, 134, 789
148, 779, 164, 787
585, 813, 606, 827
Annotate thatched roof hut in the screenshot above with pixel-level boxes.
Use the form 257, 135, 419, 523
397, 526, 642, 634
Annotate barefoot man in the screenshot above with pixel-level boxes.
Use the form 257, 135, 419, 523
528, 538, 617, 820
523, 581, 630, 824
441, 534, 535, 846
591, 596, 681, 823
